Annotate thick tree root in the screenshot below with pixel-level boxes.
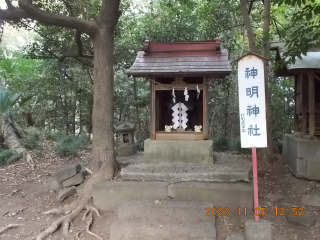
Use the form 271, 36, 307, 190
0, 224, 23, 235
36, 197, 103, 240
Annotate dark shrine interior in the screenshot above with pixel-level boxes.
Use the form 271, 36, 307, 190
155, 77, 203, 132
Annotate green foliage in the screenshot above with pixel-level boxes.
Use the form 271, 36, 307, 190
54, 135, 89, 157
230, 138, 251, 154
0, 89, 22, 115
213, 137, 230, 152
44, 131, 67, 142
0, 150, 17, 166
24, 132, 41, 150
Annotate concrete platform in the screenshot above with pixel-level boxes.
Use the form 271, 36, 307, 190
93, 180, 253, 212
118, 199, 215, 224
121, 157, 252, 183
283, 134, 320, 180
144, 139, 214, 164
110, 220, 216, 240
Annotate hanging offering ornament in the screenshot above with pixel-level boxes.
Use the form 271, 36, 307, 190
172, 87, 176, 103
184, 87, 189, 101
196, 85, 200, 99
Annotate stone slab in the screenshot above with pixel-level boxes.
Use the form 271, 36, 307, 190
121, 161, 252, 183
144, 138, 213, 164
57, 186, 76, 202
169, 182, 253, 213
301, 193, 320, 207
286, 212, 315, 227
118, 199, 215, 224
245, 219, 272, 240
283, 134, 320, 180
53, 164, 81, 183
62, 172, 85, 188
226, 233, 244, 240
92, 181, 169, 210
110, 220, 216, 240
117, 144, 137, 157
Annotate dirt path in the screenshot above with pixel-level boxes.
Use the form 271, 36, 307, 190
0, 143, 319, 239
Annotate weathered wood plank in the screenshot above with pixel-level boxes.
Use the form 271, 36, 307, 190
150, 79, 156, 140
155, 132, 203, 140
308, 72, 315, 137
203, 78, 209, 140
300, 73, 307, 134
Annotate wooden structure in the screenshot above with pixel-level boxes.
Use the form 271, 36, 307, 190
126, 40, 231, 140
271, 42, 320, 139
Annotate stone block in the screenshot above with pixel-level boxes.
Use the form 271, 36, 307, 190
245, 219, 272, 240
226, 233, 244, 240
144, 138, 213, 164
50, 180, 63, 192
57, 186, 76, 202
121, 162, 252, 183
117, 144, 137, 156
287, 212, 315, 227
110, 220, 216, 240
283, 134, 320, 180
62, 172, 85, 188
118, 199, 215, 224
93, 181, 169, 210
169, 182, 253, 213
53, 164, 81, 183
301, 193, 320, 207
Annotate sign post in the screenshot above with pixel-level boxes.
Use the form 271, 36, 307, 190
237, 53, 267, 222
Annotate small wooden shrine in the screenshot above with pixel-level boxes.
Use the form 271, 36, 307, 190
271, 42, 320, 139
271, 42, 320, 180
126, 40, 231, 141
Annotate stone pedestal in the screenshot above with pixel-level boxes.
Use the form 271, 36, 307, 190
144, 138, 214, 164
283, 134, 320, 180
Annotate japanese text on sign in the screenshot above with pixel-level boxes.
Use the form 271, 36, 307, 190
238, 54, 267, 148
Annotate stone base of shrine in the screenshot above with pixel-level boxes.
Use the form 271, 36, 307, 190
283, 134, 320, 180
144, 139, 214, 164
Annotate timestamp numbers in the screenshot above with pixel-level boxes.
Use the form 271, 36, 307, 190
274, 207, 304, 216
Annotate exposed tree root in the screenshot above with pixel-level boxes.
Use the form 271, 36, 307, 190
0, 224, 23, 235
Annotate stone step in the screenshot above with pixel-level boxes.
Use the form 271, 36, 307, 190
92, 180, 253, 213
121, 162, 252, 183
110, 220, 216, 240
118, 199, 215, 224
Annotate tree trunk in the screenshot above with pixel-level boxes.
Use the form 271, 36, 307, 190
240, 0, 257, 53
133, 77, 142, 143
261, 0, 274, 161
91, 0, 120, 178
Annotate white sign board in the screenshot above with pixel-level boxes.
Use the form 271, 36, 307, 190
238, 54, 267, 148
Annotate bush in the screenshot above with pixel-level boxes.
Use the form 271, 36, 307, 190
230, 137, 251, 154
213, 136, 230, 151
54, 135, 89, 157
24, 132, 41, 150
0, 150, 17, 166
44, 131, 66, 142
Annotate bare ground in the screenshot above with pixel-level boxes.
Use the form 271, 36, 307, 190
0, 142, 319, 240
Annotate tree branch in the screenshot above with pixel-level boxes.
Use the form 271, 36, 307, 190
4, 0, 14, 10
58, 30, 94, 62
0, 0, 97, 36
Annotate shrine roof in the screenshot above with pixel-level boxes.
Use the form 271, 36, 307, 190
126, 40, 231, 77
271, 42, 320, 76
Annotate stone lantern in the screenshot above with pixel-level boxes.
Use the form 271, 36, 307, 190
114, 122, 137, 156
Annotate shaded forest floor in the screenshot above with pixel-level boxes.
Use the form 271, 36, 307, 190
0, 141, 319, 239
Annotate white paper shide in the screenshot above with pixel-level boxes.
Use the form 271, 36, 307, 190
238, 54, 267, 148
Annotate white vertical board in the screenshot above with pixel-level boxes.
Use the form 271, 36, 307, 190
238, 54, 267, 148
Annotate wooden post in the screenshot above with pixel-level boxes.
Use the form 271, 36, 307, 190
308, 72, 315, 137
294, 75, 299, 132
203, 78, 209, 139
301, 73, 307, 134
150, 79, 156, 140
